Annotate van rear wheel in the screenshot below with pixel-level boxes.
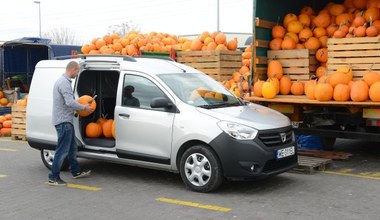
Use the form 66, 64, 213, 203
179, 145, 223, 193
40, 149, 68, 170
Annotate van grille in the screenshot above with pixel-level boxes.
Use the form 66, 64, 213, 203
258, 127, 293, 147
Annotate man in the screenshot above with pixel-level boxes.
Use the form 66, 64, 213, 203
48, 61, 94, 186
122, 85, 140, 107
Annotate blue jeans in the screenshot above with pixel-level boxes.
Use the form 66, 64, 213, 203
48, 122, 81, 180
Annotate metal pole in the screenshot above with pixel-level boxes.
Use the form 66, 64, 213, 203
249, 0, 257, 96
34, 1, 41, 37
217, 0, 220, 32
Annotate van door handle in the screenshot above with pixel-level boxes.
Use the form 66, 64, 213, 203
119, 113, 130, 119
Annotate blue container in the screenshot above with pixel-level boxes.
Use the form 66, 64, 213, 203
296, 135, 322, 150
0, 106, 11, 115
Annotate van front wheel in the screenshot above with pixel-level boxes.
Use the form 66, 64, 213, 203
40, 149, 68, 170
179, 145, 223, 193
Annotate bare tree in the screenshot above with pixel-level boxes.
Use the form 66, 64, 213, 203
43, 27, 78, 45
108, 21, 140, 37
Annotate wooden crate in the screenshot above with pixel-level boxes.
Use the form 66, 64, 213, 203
327, 37, 380, 80
11, 105, 26, 141
267, 49, 318, 82
176, 50, 242, 81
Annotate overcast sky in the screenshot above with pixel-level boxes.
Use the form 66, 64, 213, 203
0, 0, 252, 45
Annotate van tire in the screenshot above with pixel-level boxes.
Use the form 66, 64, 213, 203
40, 149, 69, 170
179, 145, 223, 193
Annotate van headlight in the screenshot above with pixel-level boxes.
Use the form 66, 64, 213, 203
217, 121, 258, 140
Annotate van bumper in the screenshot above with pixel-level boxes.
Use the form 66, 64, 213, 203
209, 130, 298, 180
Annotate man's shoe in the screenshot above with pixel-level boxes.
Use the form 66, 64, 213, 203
48, 178, 67, 186
72, 170, 91, 179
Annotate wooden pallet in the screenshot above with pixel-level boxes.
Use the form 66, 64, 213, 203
267, 49, 318, 82
176, 50, 242, 82
291, 155, 332, 174
11, 105, 26, 141
327, 37, 380, 79
298, 150, 353, 160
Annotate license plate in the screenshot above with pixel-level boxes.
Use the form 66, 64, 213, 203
276, 146, 295, 159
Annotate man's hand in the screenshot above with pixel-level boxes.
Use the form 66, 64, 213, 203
84, 105, 94, 113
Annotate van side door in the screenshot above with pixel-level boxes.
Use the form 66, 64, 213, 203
114, 73, 176, 166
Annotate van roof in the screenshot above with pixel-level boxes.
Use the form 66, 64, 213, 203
35, 55, 203, 75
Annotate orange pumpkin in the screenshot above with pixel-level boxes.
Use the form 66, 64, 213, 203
315, 48, 328, 63
329, 71, 351, 87
102, 119, 114, 138
272, 25, 286, 39
86, 122, 103, 138
281, 37, 296, 50
283, 13, 298, 28
364, 7, 380, 22
0, 91, 3, 99
77, 95, 96, 117
267, 60, 283, 79
0, 128, 11, 134
298, 28, 313, 42
269, 38, 283, 50
304, 37, 321, 50
333, 84, 351, 101
312, 13, 331, 28
262, 79, 277, 99
316, 66, 327, 78
4, 114, 12, 120
363, 71, 380, 86
253, 80, 265, 97
0, 98, 9, 106
300, 6, 315, 16
314, 81, 333, 101
350, 80, 369, 102
329, 4, 346, 16
290, 81, 304, 95
287, 21, 304, 34
111, 120, 116, 139
227, 38, 238, 50
279, 76, 292, 95
2, 120, 12, 128
305, 79, 317, 100
298, 14, 311, 27
369, 81, 380, 102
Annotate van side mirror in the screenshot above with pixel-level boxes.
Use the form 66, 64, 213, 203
150, 97, 172, 109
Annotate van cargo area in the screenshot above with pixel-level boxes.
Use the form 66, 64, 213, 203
77, 70, 119, 148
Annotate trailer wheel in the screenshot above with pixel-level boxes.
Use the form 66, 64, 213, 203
321, 137, 336, 151
40, 149, 68, 170
179, 145, 223, 193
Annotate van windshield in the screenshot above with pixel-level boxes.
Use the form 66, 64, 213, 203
158, 73, 242, 108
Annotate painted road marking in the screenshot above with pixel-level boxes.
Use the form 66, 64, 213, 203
0, 138, 27, 144
0, 147, 18, 152
156, 197, 231, 212
0, 174, 7, 178
323, 170, 380, 181
66, 183, 102, 191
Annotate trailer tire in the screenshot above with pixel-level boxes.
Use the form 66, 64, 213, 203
321, 137, 336, 151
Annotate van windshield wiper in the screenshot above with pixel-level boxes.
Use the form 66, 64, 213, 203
198, 102, 242, 109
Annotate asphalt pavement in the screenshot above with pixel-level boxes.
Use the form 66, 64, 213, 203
0, 137, 379, 220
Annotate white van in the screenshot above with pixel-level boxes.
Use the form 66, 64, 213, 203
26, 55, 297, 192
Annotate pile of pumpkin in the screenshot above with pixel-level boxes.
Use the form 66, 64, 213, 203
253, 60, 380, 102
81, 31, 238, 56
269, 0, 380, 79
0, 113, 12, 135
0, 91, 12, 107
220, 45, 253, 98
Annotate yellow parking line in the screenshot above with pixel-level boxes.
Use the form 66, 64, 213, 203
0, 148, 18, 152
66, 183, 102, 191
322, 170, 380, 181
156, 197, 231, 212
0, 174, 7, 178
